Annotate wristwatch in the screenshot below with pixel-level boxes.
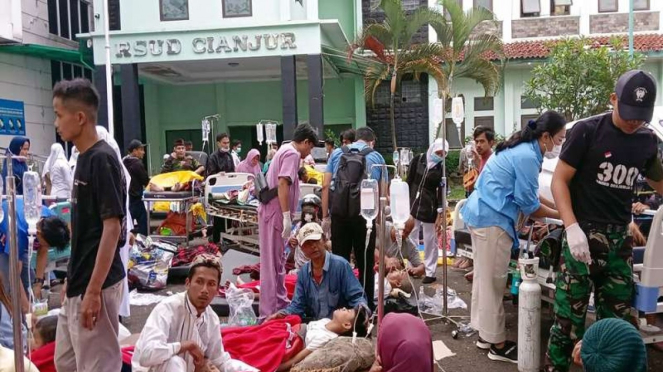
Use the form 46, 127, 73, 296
33, 277, 45, 285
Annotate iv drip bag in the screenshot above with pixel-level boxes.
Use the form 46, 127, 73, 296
265, 123, 277, 144
256, 123, 264, 145
389, 178, 410, 227
360, 179, 379, 223
23, 170, 42, 230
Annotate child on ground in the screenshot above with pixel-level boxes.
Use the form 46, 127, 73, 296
287, 194, 330, 274
29, 315, 58, 372
277, 305, 369, 371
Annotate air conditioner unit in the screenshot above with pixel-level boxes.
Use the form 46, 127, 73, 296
0, 0, 23, 43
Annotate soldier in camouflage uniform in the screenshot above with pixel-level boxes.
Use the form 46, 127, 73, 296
161, 138, 204, 175
545, 70, 663, 372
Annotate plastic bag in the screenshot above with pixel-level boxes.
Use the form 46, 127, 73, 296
417, 286, 467, 315
226, 283, 257, 327
128, 238, 175, 290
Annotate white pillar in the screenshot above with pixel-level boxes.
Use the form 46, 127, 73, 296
280, 0, 292, 22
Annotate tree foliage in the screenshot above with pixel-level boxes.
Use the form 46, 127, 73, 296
430, 0, 503, 138
524, 37, 646, 122
349, 0, 448, 150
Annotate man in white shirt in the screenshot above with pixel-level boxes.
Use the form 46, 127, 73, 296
132, 253, 258, 372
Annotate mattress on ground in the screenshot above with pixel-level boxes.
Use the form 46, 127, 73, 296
168, 247, 260, 283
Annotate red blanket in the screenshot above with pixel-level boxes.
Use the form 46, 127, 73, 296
221, 316, 303, 372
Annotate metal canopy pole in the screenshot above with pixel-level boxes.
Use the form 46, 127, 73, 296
102, 0, 114, 138
6, 157, 24, 371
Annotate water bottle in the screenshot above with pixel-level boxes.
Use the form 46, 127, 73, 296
360, 179, 379, 223
23, 170, 42, 230
389, 178, 410, 226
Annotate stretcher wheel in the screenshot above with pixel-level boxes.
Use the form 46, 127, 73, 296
451, 330, 459, 339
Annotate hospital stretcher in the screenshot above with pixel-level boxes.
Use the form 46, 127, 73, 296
205, 173, 260, 254
143, 181, 203, 247
453, 200, 663, 344
204, 173, 322, 254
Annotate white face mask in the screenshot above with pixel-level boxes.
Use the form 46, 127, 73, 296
544, 142, 561, 159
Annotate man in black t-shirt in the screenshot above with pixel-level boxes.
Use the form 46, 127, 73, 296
123, 139, 149, 236
52, 78, 127, 372
206, 132, 235, 243
545, 70, 663, 372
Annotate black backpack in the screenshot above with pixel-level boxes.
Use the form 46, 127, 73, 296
331, 146, 374, 218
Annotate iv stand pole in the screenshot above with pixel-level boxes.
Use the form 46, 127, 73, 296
423, 96, 469, 328
371, 164, 397, 333
6, 156, 25, 371
102, 0, 114, 138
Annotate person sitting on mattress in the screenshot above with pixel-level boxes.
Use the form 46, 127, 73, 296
267, 222, 370, 322
375, 219, 425, 277
132, 253, 258, 372
276, 304, 370, 371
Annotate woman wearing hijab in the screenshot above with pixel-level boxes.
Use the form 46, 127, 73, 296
406, 139, 448, 283
95, 126, 132, 318
2, 136, 30, 195
43, 143, 72, 198
370, 313, 434, 372
236, 148, 262, 176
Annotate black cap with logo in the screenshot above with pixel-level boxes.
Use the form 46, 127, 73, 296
128, 139, 146, 152
615, 70, 657, 122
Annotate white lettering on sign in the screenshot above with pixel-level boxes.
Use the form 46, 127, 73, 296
115, 33, 297, 58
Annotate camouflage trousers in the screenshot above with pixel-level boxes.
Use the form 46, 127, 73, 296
544, 227, 634, 372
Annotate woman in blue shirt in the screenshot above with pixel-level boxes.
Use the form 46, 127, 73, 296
460, 111, 564, 363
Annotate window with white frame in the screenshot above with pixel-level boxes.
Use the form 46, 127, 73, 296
521, 0, 541, 17
598, 0, 618, 13
222, 0, 252, 18
634, 0, 649, 11
474, 0, 491, 11
161, 0, 189, 21
551, 0, 571, 16
48, 0, 91, 40
475, 116, 494, 130
474, 96, 494, 111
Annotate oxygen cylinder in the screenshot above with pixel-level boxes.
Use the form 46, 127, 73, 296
518, 257, 541, 372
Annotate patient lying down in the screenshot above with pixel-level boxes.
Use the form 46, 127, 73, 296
277, 305, 370, 372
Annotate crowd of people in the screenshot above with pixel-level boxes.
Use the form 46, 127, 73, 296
0, 68, 660, 372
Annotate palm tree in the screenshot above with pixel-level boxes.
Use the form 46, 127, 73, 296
349, 0, 446, 151
431, 0, 503, 139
